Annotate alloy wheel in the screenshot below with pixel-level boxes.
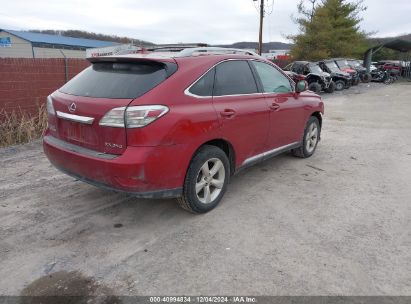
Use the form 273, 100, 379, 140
195, 158, 225, 204
305, 122, 318, 153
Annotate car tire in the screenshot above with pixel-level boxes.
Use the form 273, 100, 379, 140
177, 145, 230, 214
292, 116, 321, 158
325, 81, 335, 93
362, 73, 371, 83
308, 82, 322, 93
334, 80, 345, 91
384, 77, 392, 85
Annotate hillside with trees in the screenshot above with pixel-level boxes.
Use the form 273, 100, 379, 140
27, 27, 409, 60
370, 33, 411, 45
28, 29, 292, 51
29, 29, 154, 45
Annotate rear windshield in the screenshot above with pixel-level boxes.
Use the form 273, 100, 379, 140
59, 62, 172, 99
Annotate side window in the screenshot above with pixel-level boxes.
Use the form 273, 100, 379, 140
188, 68, 215, 97
213, 60, 258, 96
252, 61, 293, 94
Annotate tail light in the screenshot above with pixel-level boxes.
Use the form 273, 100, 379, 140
99, 105, 169, 128
46, 95, 55, 115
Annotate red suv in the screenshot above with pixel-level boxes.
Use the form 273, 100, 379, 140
43, 48, 324, 213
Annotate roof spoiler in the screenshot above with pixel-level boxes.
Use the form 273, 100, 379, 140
87, 54, 176, 63
87, 56, 178, 77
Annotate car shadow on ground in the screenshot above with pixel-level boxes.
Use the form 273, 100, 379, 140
68, 150, 298, 221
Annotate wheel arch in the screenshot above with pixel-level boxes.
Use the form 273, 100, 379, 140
186, 138, 236, 177
311, 111, 322, 128
333, 76, 345, 82
201, 139, 236, 175
306, 74, 321, 83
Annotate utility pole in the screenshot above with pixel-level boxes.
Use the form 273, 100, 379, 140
258, 0, 264, 55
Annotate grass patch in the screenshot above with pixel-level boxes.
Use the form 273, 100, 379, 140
0, 104, 47, 148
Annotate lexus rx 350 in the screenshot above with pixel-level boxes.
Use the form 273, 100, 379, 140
43, 48, 324, 213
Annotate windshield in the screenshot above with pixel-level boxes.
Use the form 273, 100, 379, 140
325, 61, 340, 72
349, 60, 361, 67
309, 64, 324, 74
336, 60, 350, 69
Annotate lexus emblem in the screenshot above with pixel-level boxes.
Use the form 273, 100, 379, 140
68, 102, 76, 113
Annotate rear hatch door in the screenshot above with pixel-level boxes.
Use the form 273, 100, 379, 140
51, 91, 132, 155
51, 59, 176, 155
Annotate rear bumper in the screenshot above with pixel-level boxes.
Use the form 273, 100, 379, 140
54, 165, 182, 198
43, 134, 185, 198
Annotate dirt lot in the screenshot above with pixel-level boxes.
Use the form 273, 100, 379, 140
0, 82, 410, 296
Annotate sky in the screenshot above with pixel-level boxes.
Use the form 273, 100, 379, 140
0, 0, 410, 44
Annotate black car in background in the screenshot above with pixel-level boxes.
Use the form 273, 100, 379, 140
347, 59, 371, 82
333, 58, 360, 85
284, 61, 335, 93
319, 60, 352, 91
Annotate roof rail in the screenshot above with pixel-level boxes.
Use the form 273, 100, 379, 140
177, 47, 261, 58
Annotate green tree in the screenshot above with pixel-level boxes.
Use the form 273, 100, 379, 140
290, 0, 368, 60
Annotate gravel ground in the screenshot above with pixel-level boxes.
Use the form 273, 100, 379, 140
0, 82, 410, 296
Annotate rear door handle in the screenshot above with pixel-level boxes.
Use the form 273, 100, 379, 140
220, 109, 236, 118
269, 103, 280, 111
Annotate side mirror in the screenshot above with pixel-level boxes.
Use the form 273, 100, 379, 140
295, 80, 308, 93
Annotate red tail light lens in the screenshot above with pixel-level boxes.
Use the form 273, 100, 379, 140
99, 105, 169, 128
